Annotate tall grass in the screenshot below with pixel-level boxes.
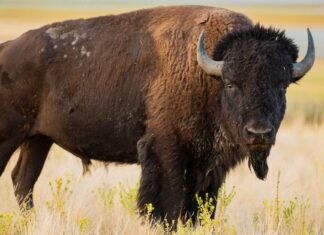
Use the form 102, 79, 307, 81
0, 122, 323, 234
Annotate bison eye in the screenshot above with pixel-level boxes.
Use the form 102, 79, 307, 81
223, 79, 237, 91
226, 83, 233, 89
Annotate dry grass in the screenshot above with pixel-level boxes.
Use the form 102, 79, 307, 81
0, 121, 323, 234
0, 4, 323, 234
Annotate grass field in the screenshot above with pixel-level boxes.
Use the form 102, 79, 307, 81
0, 4, 323, 235
0, 122, 323, 234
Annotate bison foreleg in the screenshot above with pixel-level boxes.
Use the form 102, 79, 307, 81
11, 135, 52, 210
137, 135, 163, 219
137, 133, 186, 228
184, 169, 224, 224
188, 182, 220, 223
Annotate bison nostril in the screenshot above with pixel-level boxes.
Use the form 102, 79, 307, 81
244, 125, 275, 144
246, 127, 273, 135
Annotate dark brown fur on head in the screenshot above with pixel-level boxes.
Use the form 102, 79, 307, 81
212, 24, 299, 179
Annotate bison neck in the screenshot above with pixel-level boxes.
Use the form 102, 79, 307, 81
186, 122, 247, 192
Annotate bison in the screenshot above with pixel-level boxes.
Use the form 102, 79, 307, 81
0, 5, 315, 225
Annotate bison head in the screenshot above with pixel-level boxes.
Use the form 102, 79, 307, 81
197, 25, 315, 180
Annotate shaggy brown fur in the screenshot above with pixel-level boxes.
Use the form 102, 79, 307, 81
0, 5, 309, 226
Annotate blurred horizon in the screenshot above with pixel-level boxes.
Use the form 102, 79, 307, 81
1, 0, 324, 8
1, 1, 323, 59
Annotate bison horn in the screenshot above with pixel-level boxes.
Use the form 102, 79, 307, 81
292, 29, 315, 78
197, 31, 224, 77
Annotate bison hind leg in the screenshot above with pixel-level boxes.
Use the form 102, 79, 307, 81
11, 135, 52, 210
0, 110, 31, 176
0, 134, 26, 177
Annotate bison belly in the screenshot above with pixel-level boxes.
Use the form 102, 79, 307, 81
31, 78, 146, 163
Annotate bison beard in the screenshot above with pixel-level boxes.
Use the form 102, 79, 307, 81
248, 149, 270, 180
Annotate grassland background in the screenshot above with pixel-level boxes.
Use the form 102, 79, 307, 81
0, 3, 323, 235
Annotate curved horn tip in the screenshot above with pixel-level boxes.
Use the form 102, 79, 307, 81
307, 28, 314, 48
292, 28, 315, 78
306, 28, 315, 61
